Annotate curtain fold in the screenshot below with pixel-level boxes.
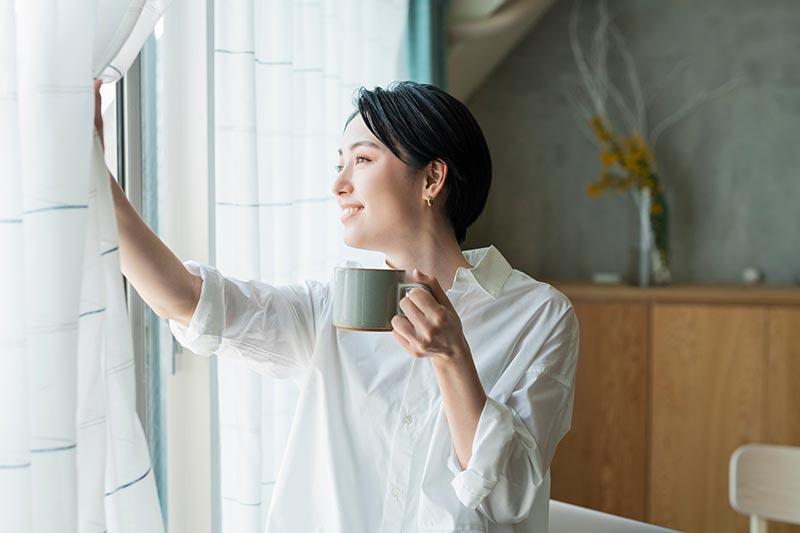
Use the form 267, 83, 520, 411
212, 0, 408, 530
405, 0, 449, 87
0, 1, 168, 531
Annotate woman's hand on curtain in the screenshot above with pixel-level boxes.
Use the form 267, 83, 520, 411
94, 79, 104, 149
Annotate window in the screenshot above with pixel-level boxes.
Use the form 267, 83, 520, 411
99, 30, 169, 529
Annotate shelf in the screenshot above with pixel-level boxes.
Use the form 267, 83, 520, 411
548, 281, 800, 306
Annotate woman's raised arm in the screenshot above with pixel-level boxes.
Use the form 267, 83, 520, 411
97, 80, 201, 327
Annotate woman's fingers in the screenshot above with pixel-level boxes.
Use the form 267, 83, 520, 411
398, 295, 426, 326
390, 315, 427, 357
93, 80, 104, 142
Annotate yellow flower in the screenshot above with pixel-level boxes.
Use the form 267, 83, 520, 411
621, 175, 635, 189
622, 153, 637, 173
626, 133, 647, 152
589, 116, 613, 144
623, 134, 654, 172
586, 181, 605, 198
600, 150, 619, 167
587, 125, 664, 201
650, 202, 664, 216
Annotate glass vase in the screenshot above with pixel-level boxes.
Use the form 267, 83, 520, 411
635, 188, 672, 287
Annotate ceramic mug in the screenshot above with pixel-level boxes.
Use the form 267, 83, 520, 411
333, 267, 431, 331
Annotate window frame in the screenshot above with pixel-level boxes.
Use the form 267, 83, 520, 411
117, 49, 170, 528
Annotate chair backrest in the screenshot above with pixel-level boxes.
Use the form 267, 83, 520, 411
730, 444, 800, 532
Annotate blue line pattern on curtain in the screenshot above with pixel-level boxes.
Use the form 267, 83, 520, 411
0, 1, 170, 531
31, 444, 78, 453
211, 0, 408, 530
0, 463, 32, 470
104, 468, 153, 497
23, 204, 89, 215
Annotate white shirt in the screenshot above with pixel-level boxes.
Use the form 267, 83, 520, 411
169, 245, 579, 533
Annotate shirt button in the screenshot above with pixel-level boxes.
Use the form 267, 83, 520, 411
402, 414, 413, 425
391, 485, 401, 498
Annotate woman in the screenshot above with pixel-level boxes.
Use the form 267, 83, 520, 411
102, 81, 579, 532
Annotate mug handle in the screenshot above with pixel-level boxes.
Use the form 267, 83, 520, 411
397, 283, 432, 317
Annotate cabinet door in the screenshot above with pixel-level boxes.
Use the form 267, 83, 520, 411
650, 304, 765, 533
766, 308, 800, 445
765, 308, 800, 533
550, 302, 648, 520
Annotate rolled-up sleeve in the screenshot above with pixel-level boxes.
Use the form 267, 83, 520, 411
448, 306, 580, 523
168, 260, 329, 380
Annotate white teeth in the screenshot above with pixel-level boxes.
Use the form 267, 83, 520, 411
344, 207, 363, 215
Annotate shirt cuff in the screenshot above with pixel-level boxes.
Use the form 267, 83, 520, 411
448, 396, 516, 509
168, 260, 225, 356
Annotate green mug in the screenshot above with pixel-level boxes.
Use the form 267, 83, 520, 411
333, 267, 431, 331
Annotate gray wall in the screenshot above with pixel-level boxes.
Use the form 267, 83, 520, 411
462, 0, 800, 284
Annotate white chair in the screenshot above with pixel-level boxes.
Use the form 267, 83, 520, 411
729, 444, 800, 533
549, 500, 681, 533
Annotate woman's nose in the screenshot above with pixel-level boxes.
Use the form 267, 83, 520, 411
331, 166, 353, 197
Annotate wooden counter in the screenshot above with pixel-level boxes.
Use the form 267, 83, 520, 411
547, 281, 800, 533
552, 281, 800, 305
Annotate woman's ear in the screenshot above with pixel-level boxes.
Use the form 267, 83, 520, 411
423, 159, 448, 201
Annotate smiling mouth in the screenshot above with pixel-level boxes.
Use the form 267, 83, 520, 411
341, 206, 364, 222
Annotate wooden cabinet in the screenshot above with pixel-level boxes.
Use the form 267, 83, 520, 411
766, 309, 800, 446
550, 302, 648, 519
764, 308, 800, 533
549, 284, 800, 533
650, 305, 766, 533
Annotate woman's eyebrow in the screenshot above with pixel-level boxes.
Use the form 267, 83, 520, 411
337, 140, 382, 155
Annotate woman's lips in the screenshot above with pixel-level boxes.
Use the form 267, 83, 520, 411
341, 206, 364, 223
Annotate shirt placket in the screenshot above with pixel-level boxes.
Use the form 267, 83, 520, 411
379, 357, 433, 532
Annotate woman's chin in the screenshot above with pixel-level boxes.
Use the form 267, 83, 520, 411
342, 230, 362, 249
343, 229, 378, 251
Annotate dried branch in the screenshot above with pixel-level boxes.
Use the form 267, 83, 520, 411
568, 0, 740, 156
566, 86, 602, 147
569, 0, 605, 116
649, 77, 742, 149
644, 57, 694, 105
609, 24, 646, 134
589, 0, 610, 106
607, 77, 638, 134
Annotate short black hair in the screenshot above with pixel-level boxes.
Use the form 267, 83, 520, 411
347, 81, 492, 246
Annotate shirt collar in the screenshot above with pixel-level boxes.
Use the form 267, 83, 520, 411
381, 245, 513, 300
456, 245, 513, 299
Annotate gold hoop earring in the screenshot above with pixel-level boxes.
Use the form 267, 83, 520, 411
425, 196, 433, 207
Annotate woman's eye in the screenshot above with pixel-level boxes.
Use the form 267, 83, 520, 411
335, 156, 369, 173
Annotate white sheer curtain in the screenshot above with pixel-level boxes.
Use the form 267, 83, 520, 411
0, 1, 168, 531
212, 0, 408, 530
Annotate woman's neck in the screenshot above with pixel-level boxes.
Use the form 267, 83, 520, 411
384, 236, 472, 293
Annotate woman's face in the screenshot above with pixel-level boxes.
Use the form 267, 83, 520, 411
332, 113, 423, 252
